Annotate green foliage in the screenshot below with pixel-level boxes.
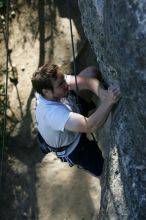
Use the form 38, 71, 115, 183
0, 0, 4, 8
0, 66, 19, 142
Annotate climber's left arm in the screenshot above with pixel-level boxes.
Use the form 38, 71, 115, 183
65, 74, 106, 100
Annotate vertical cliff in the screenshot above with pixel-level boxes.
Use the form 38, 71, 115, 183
78, 1, 146, 219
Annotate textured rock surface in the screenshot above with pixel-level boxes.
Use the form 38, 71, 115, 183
78, 0, 146, 219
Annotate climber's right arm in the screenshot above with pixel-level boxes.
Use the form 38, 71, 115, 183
64, 85, 121, 133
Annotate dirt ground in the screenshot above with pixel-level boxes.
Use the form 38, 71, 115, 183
0, 1, 101, 219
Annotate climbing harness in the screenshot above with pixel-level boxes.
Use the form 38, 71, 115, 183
0, 0, 9, 187
37, 132, 70, 154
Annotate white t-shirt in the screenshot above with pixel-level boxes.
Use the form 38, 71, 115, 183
35, 90, 81, 156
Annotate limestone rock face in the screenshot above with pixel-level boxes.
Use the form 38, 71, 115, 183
78, 0, 146, 219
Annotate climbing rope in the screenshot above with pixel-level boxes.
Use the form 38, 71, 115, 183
66, 0, 79, 105
0, 0, 9, 187
66, 0, 96, 142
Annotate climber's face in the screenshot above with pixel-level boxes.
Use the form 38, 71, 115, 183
52, 73, 69, 98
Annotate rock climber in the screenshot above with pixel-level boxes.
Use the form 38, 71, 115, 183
31, 64, 121, 177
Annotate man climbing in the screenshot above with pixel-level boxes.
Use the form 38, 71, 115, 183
31, 64, 121, 177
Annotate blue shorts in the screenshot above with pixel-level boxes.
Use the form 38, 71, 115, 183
66, 134, 104, 177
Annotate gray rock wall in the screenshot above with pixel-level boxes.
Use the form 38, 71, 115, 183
78, 1, 146, 219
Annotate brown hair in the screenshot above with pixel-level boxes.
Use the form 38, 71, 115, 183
31, 64, 59, 96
